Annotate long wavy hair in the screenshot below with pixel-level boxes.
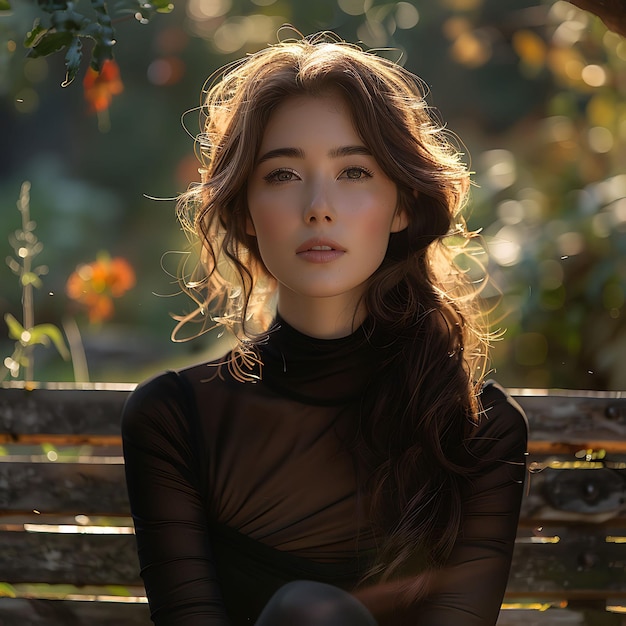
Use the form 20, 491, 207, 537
177, 33, 491, 592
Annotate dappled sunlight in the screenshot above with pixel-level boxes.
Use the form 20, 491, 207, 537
1, 0, 625, 389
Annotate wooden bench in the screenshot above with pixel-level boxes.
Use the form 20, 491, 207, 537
1, 382, 625, 625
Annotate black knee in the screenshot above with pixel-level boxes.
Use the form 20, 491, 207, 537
256, 580, 378, 626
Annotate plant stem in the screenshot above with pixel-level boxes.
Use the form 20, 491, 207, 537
18, 182, 35, 382
63, 316, 90, 382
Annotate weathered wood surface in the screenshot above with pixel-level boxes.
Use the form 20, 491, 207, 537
0, 531, 141, 585
523, 462, 626, 520
0, 598, 151, 626
2, 457, 625, 519
498, 609, 625, 626
0, 462, 128, 514
3, 524, 626, 594
0, 602, 623, 626
514, 391, 626, 450
1, 385, 625, 442
2, 386, 626, 625
508, 526, 626, 595
0, 386, 130, 443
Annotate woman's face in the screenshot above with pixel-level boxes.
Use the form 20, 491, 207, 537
246, 91, 407, 320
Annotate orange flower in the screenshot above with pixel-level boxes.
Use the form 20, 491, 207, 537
83, 59, 124, 113
66, 255, 135, 323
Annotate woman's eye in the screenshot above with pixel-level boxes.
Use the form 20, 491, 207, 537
265, 169, 298, 183
341, 167, 372, 180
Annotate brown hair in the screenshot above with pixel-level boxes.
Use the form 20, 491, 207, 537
177, 32, 490, 591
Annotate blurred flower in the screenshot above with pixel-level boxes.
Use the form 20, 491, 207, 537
83, 60, 124, 113
66, 254, 135, 323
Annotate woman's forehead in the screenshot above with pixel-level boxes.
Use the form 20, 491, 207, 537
258, 92, 360, 148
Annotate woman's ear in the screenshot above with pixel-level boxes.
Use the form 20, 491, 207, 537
390, 191, 415, 233
391, 208, 409, 233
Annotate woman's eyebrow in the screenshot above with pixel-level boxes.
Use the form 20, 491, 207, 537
328, 145, 372, 158
256, 144, 372, 166
256, 147, 304, 165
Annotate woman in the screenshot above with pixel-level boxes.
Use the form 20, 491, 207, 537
122, 33, 528, 626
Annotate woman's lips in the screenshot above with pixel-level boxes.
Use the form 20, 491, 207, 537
296, 239, 346, 263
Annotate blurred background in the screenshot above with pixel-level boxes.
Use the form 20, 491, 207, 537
0, 0, 624, 389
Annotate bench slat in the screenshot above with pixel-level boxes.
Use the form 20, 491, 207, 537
0, 599, 622, 626
3, 457, 625, 519
0, 598, 151, 625
0, 462, 128, 514
3, 527, 626, 593
0, 388, 129, 436
2, 388, 626, 439
0, 531, 141, 585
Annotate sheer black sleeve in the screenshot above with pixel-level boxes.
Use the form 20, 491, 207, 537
357, 382, 528, 626
414, 382, 528, 626
121, 372, 231, 625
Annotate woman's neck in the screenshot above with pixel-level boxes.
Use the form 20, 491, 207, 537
276, 292, 366, 339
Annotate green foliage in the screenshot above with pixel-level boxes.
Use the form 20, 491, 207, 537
22, 0, 173, 85
2, 182, 70, 382
0, 583, 16, 598
5, 313, 70, 357
3, 0, 625, 388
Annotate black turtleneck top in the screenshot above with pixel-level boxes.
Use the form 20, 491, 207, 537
121, 319, 528, 626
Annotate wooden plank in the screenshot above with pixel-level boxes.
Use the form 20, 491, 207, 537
0, 514, 133, 526
0, 602, 621, 626
3, 454, 625, 519
515, 394, 626, 445
0, 388, 129, 437
9, 432, 623, 451
497, 608, 624, 626
0, 531, 141, 586
0, 601, 621, 626
2, 387, 626, 443
0, 599, 622, 626
0, 462, 130, 515
0, 434, 123, 445
507, 527, 626, 595
521, 462, 626, 520
0, 597, 151, 626
3, 525, 626, 593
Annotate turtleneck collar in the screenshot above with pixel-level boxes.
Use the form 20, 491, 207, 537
257, 316, 380, 406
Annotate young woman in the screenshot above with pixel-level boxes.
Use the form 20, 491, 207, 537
122, 33, 528, 626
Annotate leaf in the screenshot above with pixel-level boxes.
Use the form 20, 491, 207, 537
0, 0, 12, 11
6, 256, 20, 274
42, 442, 57, 454
154, 1, 174, 13
27, 30, 74, 58
40, 0, 70, 12
4, 313, 26, 342
28, 324, 70, 360
62, 36, 82, 86
105, 585, 132, 597
24, 21, 47, 48
0, 583, 16, 598
90, 42, 113, 73
21, 272, 43, 289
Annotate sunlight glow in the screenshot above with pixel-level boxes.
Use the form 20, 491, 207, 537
23, 524, 134, 534
581, 64, 607, 87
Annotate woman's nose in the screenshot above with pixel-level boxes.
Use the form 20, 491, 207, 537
303, 181, 335, 223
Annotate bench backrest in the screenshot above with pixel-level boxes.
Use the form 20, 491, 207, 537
1, 383, 625, 625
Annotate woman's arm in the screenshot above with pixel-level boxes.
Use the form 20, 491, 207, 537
122, 372, 231, 625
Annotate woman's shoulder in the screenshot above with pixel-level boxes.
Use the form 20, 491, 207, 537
475, 380, 529, 455
120, 356, 233, 437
